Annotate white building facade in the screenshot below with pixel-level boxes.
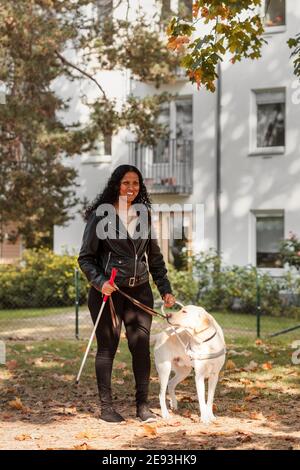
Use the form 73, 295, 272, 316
54, 0, 300, 275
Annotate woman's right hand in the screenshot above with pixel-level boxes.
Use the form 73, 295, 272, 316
101, 280, 117, 296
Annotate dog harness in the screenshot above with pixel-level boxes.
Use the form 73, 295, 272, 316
109, 287, 226, 361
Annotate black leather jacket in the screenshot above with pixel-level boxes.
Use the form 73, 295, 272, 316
77, 208, 172, 298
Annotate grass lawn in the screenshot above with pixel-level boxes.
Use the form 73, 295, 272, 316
0, 331, 299, 450
1, 305, 299, 340
0, 306, 74, 321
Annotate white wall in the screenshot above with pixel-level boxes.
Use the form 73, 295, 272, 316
54, 0, 300, 268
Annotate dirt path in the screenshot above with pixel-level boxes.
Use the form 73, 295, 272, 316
1, 395, 299, 450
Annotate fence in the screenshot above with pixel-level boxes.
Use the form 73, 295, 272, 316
0, 267, 300, 342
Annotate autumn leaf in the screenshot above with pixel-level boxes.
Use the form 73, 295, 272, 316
255, 381, 267, 389
239, 378, 252, 386
231, 405, 247, 413
136, 424, 158, 438
244, 389, 260, 402
8, 397, 28, 412
262, 362, 273, 370
73, 442, 93, 450
255, 339, 263, 346
225, 359, 236, 370
75, 430, 98, 440
15, 434, 32, 441
249, 411, 265, 420
6, 360, 18, 370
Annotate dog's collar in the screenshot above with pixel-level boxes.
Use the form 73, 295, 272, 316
202, 330, 217, 343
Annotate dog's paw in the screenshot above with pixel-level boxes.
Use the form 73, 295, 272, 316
200, 414, 215, 425
169, 399, 178, 411
161, 411, 171, 420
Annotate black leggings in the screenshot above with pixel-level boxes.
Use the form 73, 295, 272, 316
88, 282, 154, 405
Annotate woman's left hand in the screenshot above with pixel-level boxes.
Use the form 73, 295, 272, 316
163, 293, 176, 308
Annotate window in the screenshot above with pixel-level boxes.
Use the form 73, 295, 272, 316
96, 0, 113, 20
160, 0, 172, 23
251, 89, 285, 154
160, 0, 192, 23
178, 0, 193, 20
152, 209, 193, 268
256, 214, 284, 268
153, 104, 170, 164
264, 0, 285, 27
153, 97, 193, 163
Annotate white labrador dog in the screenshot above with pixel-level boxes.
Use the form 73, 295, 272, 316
151, 305, 226, 424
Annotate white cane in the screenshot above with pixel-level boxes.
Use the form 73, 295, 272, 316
75, 267, 118, 384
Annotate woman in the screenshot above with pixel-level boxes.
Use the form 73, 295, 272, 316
78, 164, 176, 423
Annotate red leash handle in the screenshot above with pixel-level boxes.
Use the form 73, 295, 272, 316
103, 267, 118, 302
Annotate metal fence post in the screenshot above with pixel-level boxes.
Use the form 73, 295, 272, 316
256, 269, 261, 338
75, 268, 80, 340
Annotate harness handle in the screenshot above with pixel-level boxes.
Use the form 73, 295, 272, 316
161, 300, 184, 317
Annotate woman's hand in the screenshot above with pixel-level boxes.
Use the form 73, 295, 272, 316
101, 281, 117, 296
163, 293, 176, 308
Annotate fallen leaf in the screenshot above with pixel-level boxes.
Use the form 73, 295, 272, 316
181, 396, 194, 402
262, 362, 273, 370
245, 392, 260, 402
73, 442, 93, 450
115, 362, 127, 370
225, 359, 236, 370
255, 381, 267, 389
239, 378, 252, 386
212, 403, 218, 413
8, 397, 28, 412
15, 434, 32, 441
136, 424, 158, 438
231, 405, 246, 413
114, 379, 125, 385
168, 420, 182, 427
255, 339, 263, 346
249, 411, 265, 420
6, 360, 18, 370
75, 430, 98, 440
182, 409, 192, 418
237, 434, 252, 443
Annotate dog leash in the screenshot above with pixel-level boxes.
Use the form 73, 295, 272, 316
108, 286, 225, 361
109, 285, 168, 325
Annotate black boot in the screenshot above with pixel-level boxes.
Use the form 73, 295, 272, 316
99, 389, 125, 423
136, 403, 157, 423
100, 406, 125, 423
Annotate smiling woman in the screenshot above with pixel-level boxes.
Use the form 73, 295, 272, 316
78, 164, 176, 423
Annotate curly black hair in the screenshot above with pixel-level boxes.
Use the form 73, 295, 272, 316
84, 164, 152, 221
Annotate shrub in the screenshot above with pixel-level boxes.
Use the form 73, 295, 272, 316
0, 248, 89, 309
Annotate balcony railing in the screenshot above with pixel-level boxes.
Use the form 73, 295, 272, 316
129, 139, 193, 195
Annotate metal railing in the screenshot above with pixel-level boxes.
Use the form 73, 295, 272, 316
129, 139, 193, 195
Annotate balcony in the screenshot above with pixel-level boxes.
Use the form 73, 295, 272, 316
128, 139, 193, 195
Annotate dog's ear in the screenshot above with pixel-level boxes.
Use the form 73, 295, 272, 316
194, 313, 211, 333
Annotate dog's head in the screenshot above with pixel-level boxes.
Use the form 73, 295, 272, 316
166, 305, 212, 334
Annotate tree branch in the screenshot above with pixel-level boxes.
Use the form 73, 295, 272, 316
55, 50, 107, 99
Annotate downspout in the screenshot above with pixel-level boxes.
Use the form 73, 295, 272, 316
215, 61, 222, 256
